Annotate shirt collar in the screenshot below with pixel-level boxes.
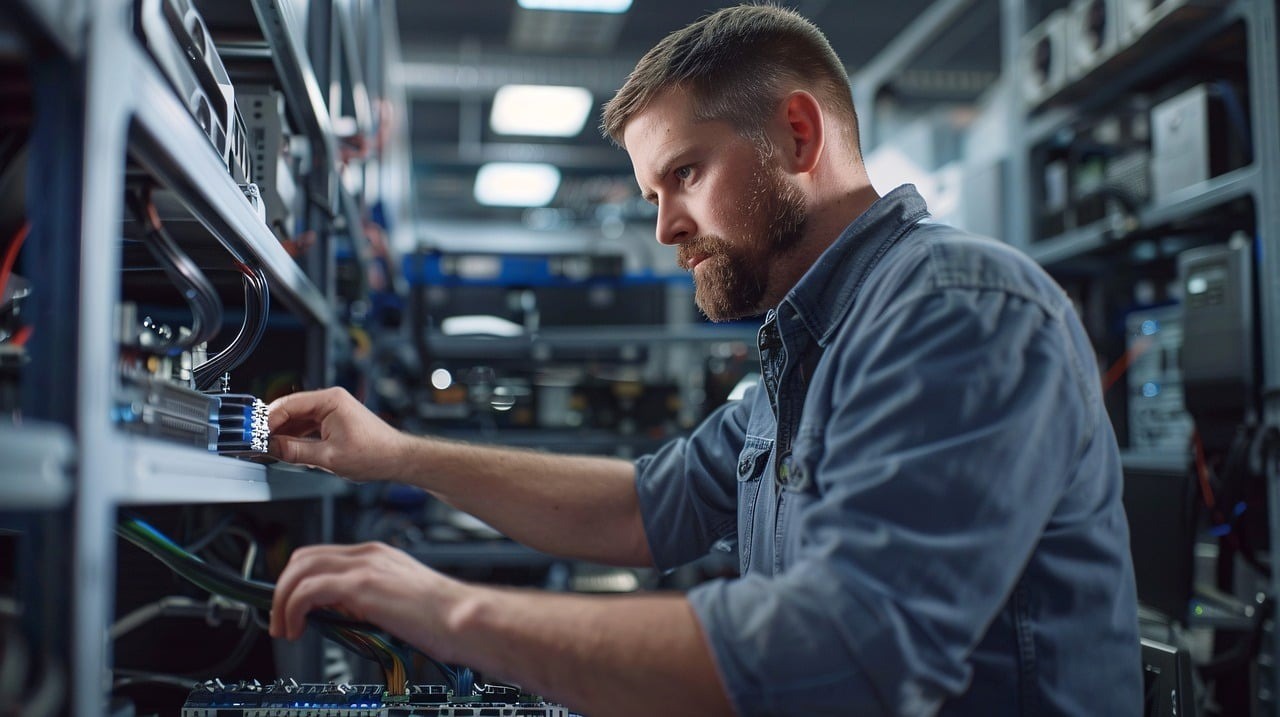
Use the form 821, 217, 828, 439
779, 184, 930, 347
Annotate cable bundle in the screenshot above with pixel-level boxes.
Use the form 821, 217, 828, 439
115, 517, 472, 696
193, 262, 269, 390
124, 190, 223, 356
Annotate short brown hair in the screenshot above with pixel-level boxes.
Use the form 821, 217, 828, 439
601, 3, 860, 155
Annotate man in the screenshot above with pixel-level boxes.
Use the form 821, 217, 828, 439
268, 5, 1141, 715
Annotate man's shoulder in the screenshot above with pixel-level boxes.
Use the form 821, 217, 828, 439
863, 222, 1068, 321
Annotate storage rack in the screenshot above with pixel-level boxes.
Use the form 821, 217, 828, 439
0, 0, 405, 714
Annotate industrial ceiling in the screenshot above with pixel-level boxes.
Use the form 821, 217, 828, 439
394, 0, 1002, 234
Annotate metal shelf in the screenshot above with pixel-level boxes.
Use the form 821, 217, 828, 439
116, 435, 350, 505
1120, 449, 1188, 474
128, 40, 339, 332
250, 0, 339, 175
1027, 222, 1111, 267
209, 0, 337, 192
1029, 165, 1259, 266
428, 325, 758, 358
1022, 2, 1247, 147
1138, 164, 1259, 227
0, 422, 74, 509
408, 541, 558, 569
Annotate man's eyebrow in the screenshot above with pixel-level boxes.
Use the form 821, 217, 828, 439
639, 146, 696, 206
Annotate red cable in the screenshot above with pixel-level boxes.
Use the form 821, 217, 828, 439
0, 221, 30, 298
1101, 336, 1151, 393
1192, 430, 1216, 510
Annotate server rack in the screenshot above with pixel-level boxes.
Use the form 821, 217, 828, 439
0, 0, 406, 713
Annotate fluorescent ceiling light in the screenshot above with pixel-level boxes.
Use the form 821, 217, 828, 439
474, 162, 561, 207
517, 0, 632, 12
491, 84, 593, 137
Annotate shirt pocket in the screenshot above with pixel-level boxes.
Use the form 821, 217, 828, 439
736, 436, 772, 574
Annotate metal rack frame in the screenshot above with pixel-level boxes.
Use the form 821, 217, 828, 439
0, 0, 403, 712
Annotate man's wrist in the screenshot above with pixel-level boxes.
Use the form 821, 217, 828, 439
383, 430, 426, 484
434, 581, 493, 664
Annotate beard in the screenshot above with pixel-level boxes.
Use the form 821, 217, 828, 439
678, 158, 807, 322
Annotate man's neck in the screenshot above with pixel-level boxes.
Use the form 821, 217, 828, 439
792, 180, 880, 269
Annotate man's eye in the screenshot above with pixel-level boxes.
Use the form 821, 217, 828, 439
674, 166, 693, 181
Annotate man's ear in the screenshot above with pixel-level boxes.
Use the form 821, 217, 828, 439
773, 90, 824, 174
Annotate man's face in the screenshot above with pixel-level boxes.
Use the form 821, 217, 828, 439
624, 90, 807, 321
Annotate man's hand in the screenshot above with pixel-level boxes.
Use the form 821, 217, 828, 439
269, 541, 733, 717
269, 541, 468, 662
267, 387, 408, 482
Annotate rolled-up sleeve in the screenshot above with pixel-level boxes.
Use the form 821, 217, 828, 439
634, 396, 752, 570
688, 286, 1095, 716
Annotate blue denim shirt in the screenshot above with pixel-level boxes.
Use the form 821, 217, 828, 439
634, 185, 1141, 716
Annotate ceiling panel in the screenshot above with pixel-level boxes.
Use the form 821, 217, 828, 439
394, 1, 1002, 228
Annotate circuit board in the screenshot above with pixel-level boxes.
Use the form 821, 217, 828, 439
181, 680, 573, 717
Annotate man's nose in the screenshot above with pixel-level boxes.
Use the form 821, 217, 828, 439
656, 199, 694, 246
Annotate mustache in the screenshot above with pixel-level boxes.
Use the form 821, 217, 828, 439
676, 236, 729, 271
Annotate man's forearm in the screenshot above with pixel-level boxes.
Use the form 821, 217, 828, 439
438, 587, 733, 717
387, 434, 654, 567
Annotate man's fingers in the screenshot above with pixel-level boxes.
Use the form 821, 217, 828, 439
280, 573, 361, 641
267, 388, 350, 434
268, 435, 324, 466
271, 547, 365, 638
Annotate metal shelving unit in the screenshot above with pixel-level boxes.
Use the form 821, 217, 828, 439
116, 436, 350, 505
1020, 1, 1251, 149
1028, 165, 1261, 266
425, 325, 758, 361
129, 40, 339, 329
0, 0, 403, 712
409, 541, 558, 570
1119, 449, 1189, 475
0, 423, 73, 510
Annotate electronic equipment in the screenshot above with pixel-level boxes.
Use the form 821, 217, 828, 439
1021, 10, 1069, 109
1123, 459, 1196, 622
1178, 238, 1256, 438
1066, 0, 1121, 80
136, 0, 252, 185
1140, 638, 1197, 716
1125, 306, 1193, 451
238, 85, 300, 240
1121, 0, 1227, 44
1033, 105, 1151, 241
115, 373, 269, 455
181, 681, 571, 717
1150, 83, 1251, 202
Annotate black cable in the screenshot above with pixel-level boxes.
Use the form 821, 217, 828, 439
112, 670, 197, 691
124, 189, 224, 355
193, 263, 269, 390
115, 517, 429, 676
184, 513, 236, 554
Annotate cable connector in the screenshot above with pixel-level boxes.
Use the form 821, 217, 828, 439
211, 393, 269, 455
